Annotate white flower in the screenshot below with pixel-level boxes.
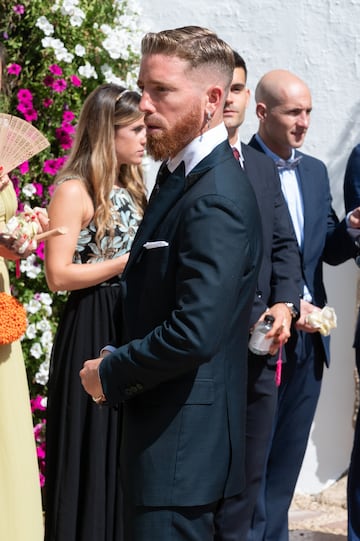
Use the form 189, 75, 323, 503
38, 292, 53, 306
30, 342, 43, 359
43, 305, 52, 317
69, 8, 86, 27
35, 16, 54, 36
125, 69, 140, 91
35, 359, 50, 386
20, 255, 42, 279
101, 29, 131, 61
25, 323, 37, 340
40, 330, 53, 349
74, 44, 86, 57
36, 319, 52, 332
61, 0, 80, 13
101, 64, 125, 86
25, 299, 42, 315
22, 183, 37, 198
78, 62, 98, 79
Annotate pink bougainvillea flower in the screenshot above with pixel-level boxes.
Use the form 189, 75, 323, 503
55, 127, 74, 149
52, 78, 67, 93
43, 98, 53, 108
55, 125, 71, 138
18, 161, 29, 174
31, 395, 47, 412
43, 158, 63, 175
56, 156, 67, 168
13, 4, 25, 15
7, 63, 22, 76
48, 184, 56, 197
23, 108, 38, 122
37, 445, 46, 460
43, 75, 55, 88
39, 472, 45, 488
63, 110, 75, 122
49, 64, 63, 76
34, 182, 44, 197
70, 74, 82, 87
17, 88, 33, 101
36, 242, 45, 260
17, 101, 32, 114
61, 138, 73, 150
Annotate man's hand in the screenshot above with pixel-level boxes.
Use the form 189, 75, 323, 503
295, 299, 321, 333
80, 357, 105, 402
256, 303, 293, 355
348, 207, 360, 229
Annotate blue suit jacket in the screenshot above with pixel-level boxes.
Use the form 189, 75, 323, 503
343, 143, 360, 351
100, 140, 262, 506
249, 135, 357, 366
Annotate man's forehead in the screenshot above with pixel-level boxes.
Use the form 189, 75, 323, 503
138, 54, 193, 85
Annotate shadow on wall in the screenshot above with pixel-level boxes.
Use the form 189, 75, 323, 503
296, 261, 358, 494
326, 100, 360, 217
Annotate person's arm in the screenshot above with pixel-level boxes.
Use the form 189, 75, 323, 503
45, 179, 128, 291
81, 192, 261, 404
251, 164, 302, 352
344, 145, 360, 212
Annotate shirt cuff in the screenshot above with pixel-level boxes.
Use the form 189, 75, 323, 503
100, 345, 116, 356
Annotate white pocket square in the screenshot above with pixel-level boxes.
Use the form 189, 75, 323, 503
143, 240, 169, 250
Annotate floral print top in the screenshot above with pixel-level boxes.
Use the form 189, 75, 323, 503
73, 187, 142, 265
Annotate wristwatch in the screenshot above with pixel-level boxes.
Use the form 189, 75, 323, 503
284, 302, 299, 319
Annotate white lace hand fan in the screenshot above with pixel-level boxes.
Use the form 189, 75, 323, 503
0, 113, 50, 174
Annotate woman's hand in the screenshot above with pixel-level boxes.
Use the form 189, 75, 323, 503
0, 169, 10, 192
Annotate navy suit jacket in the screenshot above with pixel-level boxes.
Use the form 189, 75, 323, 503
343, 143, 360, 351
100, 140, 262, 507
241, 143, 302, 328
249, 135, 357, 366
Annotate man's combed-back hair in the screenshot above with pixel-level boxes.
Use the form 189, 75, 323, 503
141, 26, 235, 88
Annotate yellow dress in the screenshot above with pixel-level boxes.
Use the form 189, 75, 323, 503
0, 183, 44, 540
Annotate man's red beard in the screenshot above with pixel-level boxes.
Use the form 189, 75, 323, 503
146, 105, 203, 161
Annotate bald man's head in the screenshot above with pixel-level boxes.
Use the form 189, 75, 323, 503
254, 69, 312, 159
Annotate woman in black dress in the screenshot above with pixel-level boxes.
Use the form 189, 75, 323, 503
44, 83, 147, 541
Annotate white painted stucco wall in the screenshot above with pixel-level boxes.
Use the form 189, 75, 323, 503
139, 0, 360, 494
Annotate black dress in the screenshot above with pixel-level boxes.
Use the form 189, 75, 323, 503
44, 188, 142, 541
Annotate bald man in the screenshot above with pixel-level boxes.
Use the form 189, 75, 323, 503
247, 69, 360, 541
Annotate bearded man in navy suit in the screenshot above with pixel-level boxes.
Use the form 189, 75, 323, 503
80, 26, 262, 541
247, 69, 360, 541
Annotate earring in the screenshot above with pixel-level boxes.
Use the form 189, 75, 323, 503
206, 111, 212, 130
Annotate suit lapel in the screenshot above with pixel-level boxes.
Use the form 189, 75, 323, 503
124, 162, 186, 273
124, 140, 232, 275
295, 155, 312, 254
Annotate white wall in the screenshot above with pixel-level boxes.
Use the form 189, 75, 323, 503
140, 0, 360, 494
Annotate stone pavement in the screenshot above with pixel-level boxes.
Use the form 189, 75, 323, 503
289, 474, 347, 541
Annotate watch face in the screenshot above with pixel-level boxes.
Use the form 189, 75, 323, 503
285, 303, 297, 318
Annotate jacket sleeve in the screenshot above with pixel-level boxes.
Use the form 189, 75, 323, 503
99, 193, 261, 405
344, 144, 360, 212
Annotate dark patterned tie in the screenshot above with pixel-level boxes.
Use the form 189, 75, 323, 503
149, 162, 171, 202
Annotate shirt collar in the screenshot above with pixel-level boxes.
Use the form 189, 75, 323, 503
254, 133, 296, 163
167, 123, 228, 176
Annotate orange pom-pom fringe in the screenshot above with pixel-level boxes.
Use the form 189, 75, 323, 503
0, 292, 27, 345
